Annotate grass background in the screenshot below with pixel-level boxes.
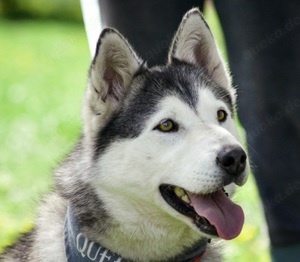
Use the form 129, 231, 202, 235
0, 3, 270, 261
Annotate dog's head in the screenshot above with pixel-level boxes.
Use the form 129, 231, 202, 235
83, 8, 249, 243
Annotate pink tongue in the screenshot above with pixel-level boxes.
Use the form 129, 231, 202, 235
188, 190, 244, 240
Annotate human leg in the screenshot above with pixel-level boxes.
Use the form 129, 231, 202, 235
97, 0, 204, 66
214, 0, 300, 258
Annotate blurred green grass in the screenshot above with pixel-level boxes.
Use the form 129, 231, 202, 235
0, 18, 89, 249
0, 9, 270, 262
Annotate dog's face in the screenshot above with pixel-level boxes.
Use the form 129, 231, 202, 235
83, 9, 249, 243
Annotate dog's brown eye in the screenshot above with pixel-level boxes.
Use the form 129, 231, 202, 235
156, 119, 178, 132
217, 110, 227, 122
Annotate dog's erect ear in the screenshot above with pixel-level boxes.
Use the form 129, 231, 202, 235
83, 28, 141, 141
169, 8, 231, 88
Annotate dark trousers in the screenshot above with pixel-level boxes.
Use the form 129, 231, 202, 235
98, 0, 300, 248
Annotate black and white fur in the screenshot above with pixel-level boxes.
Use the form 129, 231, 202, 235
0, 8, 249, 262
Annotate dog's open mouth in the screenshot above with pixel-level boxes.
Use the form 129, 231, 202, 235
159, 185, 244, 240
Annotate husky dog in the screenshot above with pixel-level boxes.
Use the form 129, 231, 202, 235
1, 8, 249, 262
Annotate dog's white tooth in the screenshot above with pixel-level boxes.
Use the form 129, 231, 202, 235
174, 187, 185, 198
181, 194, 191, 204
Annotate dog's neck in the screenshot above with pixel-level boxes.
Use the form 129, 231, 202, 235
64, 203, 209, 261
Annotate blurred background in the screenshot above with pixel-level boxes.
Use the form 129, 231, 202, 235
0, 0, 270, 261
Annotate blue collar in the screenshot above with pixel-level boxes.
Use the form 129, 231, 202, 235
64, 204, 208, 262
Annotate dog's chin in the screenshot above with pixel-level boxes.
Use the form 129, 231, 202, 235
159, 184, 245, 240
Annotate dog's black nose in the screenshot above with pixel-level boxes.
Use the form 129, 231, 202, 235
217, 146, 247, 177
